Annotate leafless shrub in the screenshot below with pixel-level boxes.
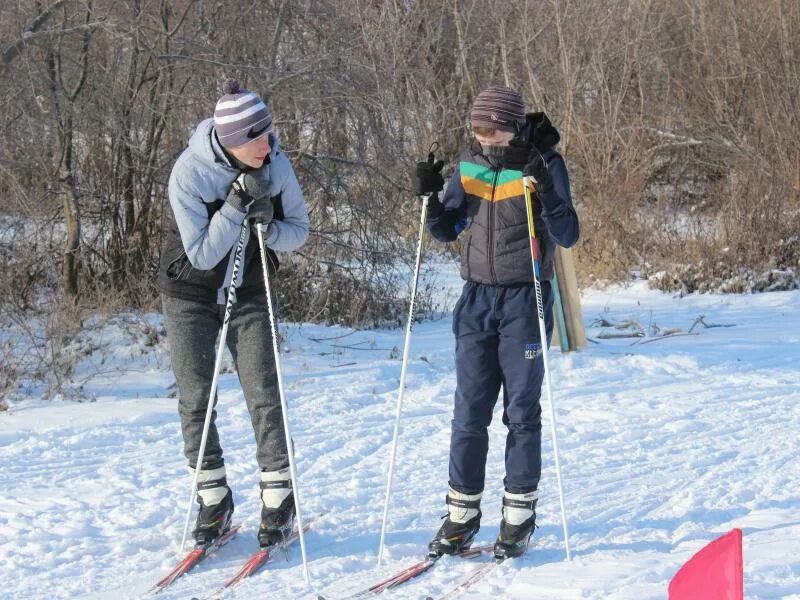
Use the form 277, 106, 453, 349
1, 0, 799, 398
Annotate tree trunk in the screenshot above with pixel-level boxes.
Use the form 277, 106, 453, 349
60, 128, 81, 302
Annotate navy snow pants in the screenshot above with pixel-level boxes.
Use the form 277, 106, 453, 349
448, 280, 553, 495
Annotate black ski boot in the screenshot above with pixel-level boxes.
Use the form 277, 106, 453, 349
258, 493, 295, 547
193, 487, 234, 547
493, 491, 538, 560
427, 489, 482, 557
258, 469, 295, 548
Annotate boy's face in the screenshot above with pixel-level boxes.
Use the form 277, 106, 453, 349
228, 133, 271, 168
473, 126, 514, 147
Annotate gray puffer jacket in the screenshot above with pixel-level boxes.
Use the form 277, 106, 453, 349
157, 118, 309, 303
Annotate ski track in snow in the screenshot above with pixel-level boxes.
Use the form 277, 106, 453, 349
1, 261, 799, 599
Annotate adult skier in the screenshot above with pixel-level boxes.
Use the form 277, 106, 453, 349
156, 79, 309, 548
413, 85, 579, 559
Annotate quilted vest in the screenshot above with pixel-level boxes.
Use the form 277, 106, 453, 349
458, 150, 556, 284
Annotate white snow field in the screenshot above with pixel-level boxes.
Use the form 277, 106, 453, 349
1, 260, 799, 599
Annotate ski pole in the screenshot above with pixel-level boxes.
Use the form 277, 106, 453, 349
180, 217, 250, 554
523, 175, 572, 561
255, 220, 311, 585
377, 144, 439, 566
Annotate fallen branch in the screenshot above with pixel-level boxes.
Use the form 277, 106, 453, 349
688, 315, 736, 333
597, 331, 645, 339
307, 330, 359, 342
634, 332, 701, 345
310, 338, 392, 351
595, 317, 645, 339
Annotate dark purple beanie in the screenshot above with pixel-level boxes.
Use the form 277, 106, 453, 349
470, 85, 525, 133
213, 79, 273, 148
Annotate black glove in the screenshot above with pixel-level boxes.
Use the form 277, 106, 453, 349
239, 171, 269, 200
248, 196, 274, 224
227, 172, 268, 213
412, 152, 445, 196
524, 151, 553, 193
226, 182, 254, 213
503, 135, 533, 172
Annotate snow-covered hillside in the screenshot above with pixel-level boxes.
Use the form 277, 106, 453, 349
1, 261, 799, 599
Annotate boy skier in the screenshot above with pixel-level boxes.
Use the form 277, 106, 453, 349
156, 79, 309, 548
413, 85, 579, 559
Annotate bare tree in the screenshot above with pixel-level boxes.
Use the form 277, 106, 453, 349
0, 0, 798, 396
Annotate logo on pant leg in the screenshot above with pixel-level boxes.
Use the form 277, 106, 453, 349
524, 342, 542, 360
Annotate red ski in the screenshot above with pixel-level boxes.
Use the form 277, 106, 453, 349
318, 544, 493, 599
151, 524, 242, 593
424, 557, 500, 600
190, 515, 324, 600
218, 519, 312, 591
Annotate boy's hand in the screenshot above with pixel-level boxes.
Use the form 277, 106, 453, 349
524, 152, 553, 193
412, 153, 445, 195
503, 135, 532, 171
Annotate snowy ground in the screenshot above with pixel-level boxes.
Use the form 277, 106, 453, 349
1, 259, 799, 599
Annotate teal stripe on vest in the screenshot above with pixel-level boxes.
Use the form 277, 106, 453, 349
460, 161, 523, 186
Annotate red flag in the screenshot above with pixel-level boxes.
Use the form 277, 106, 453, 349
668, 529, 743, 600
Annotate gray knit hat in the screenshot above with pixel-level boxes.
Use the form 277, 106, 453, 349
469, 85, 525, 133
213, 79, 273, 149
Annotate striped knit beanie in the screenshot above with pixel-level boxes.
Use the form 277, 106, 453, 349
213, 79, 273, 149
469, 85, 525, 133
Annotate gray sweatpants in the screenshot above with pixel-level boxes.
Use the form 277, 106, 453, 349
162, 293, 289, 472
